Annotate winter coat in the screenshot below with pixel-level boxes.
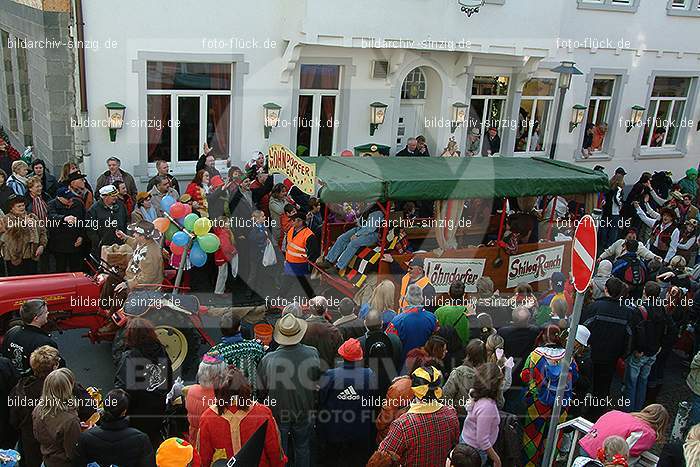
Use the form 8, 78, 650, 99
442, 365, 479, 418
0, 213, 47, 264
6, 174, 27, 197
32, 407, 81, 467
85, 200, 127, 256
95, 169, 137, 198
0, 357, 18, 449
213, 226, 236, 265
582, 297, 632, 364
301, 316, 344, 371
123, 236, 164, 290
493, 411, 522, 467
46, 197, 86, 254
74, 416, 155, 467
0, 184, 13, 212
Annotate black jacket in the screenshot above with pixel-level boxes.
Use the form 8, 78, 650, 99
497, 325, 540, 386
0, 184, 13, 212
86, 200, 128, 257
582, 297, 632, 364
74, 417, 155, 467
114, 342, 173, 421
229, 188, 255, 236
0, 324, 59, 375
395, 146, 426, 157
0, 357, 18, 449
629, 301, 667, 356
46, 197, 86, 254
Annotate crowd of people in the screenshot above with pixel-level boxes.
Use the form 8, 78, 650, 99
2, 143, 700, 466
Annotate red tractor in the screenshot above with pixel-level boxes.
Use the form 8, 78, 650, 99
0, 254, 215, 377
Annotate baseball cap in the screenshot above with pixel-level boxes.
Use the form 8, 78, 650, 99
551, 272, 566, 293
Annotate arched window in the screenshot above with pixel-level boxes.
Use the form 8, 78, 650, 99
401, 67, 427, 100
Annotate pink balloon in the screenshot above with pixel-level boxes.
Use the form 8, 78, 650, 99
182, 203, 192, 215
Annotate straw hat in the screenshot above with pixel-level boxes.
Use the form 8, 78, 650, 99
273, 313, 307, 346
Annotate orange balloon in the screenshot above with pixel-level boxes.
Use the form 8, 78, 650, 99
153, 217, 170, 233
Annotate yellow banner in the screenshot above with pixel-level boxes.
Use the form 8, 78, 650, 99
267, 144, 317, 195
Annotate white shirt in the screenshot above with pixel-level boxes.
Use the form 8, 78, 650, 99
635, 205, 680, 262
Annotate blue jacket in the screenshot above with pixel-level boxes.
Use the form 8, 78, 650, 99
318, 363, 378, 443
386, 307, 437, 359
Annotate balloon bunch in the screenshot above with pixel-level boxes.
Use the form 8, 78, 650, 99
152, 195, 221, 267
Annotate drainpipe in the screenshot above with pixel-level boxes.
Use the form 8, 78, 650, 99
74, 0, 87, 113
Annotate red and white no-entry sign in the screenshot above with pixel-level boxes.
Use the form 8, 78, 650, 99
572, 215, 597, 293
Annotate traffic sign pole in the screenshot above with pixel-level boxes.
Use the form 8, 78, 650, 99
542, 291, 585, 466
542, 214, 596, 466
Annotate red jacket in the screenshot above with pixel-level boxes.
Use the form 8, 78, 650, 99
213, 226, 236, 265
197, 404, 287, 467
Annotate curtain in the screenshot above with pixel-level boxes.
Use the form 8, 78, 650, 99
147, 95, 169, 161
209, 95, 230, 158
322, 96, 335, 127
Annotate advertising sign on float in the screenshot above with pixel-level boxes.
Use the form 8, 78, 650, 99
424, 257, 486, 293
268, 144, 317, 195
506, 245, 565, 288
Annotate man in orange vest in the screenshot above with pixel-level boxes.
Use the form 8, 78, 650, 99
282, 213, 319, 299
398, 257, 436, 312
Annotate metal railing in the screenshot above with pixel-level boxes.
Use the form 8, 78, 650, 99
552, 417, 659, 467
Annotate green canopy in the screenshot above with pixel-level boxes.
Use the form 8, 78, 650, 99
302, 156, 609, 203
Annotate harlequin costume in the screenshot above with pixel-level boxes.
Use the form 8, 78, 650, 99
520, 346, 579, 467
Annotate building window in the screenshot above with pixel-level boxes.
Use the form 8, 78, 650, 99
146, 61, 232, 165
667, 0, 700, 16
1, 30, 18, 132
641, 77, 692, 149
469, 76, 509, 156
584, 77, 615, 154
401, 67, 427, 100
296, 64, 340, 157
515, 78, 556, 154
577, 0, 639, 12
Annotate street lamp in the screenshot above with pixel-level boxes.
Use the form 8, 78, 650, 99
369, 102, 387, 136
451, 102, 468, 133
626, 105, 646, 133
569, 104, 587, 132
263, 102, 282, 139
548, 61, 583, 159
105, 101, 126, 142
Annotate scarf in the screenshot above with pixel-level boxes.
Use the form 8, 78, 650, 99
139, 206, 157, 222
13, 173, 28, 185
30, 195, 48, 222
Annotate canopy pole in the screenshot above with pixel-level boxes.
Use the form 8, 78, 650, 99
378, 201, 391, 260
496, 198, 507, 243
322, 204, 330, 255
546, 196, 557, 241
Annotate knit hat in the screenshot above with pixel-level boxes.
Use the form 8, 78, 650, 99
156, 438, 194, 467
687, 167, 698, 178
597, 259, 613, 277
338, 338, 363, 362
411, 366, 443, 401
551, 272, 566, 293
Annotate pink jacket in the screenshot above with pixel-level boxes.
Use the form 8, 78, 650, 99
579, 410, 657, 458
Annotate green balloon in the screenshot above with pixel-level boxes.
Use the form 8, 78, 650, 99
165, 224, 178, 241
183, 213, 199, 232
198, 233, 221, 253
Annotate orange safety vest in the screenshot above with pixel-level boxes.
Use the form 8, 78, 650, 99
399, 274, 431, 309
285, 227, 314, 264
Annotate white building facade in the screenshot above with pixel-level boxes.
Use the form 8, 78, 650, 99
72, 0, 700, 186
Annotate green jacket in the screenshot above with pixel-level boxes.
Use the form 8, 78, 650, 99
687, 351, 700, 396
679, 177, 698, 198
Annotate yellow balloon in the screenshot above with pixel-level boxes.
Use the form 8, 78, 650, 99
193, 217, 212, 236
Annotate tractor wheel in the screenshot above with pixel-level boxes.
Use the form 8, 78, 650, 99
111, 311, 202, 381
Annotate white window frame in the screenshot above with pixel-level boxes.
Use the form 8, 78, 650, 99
577, 0, 640, 12
574, 69, 628, 161
585, 76, 615, 154
637, 72, 699, 159
297, 90, 340, 156
145, 88, 231, 172
514, 78, 556, 157
469, 77, 509, 156
666, 0, 700, 16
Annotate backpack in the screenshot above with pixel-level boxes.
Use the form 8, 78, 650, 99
622, 257, 647, 287
635, 305, 663, 351
538, 357, 571, 407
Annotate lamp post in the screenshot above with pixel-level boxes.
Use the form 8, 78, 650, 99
369, 102, 388, 136
569, 104, 587, 132
549, 61, 583, 159
263, 102, 282, 139
105, 101, 126, 142
626, 105, 646, 133
451, 102, 468, 133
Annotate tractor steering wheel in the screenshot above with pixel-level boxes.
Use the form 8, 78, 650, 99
87, 254, 125, 282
